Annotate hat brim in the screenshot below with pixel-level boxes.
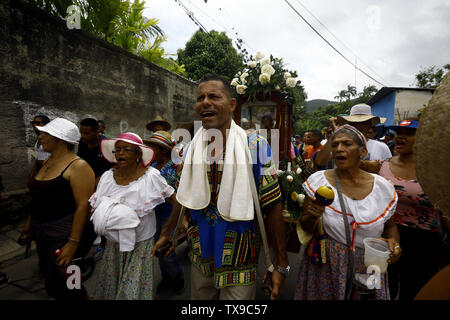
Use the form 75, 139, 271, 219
100, 138, 155, 167
143, 139, 173, 152
35, 125, 79, 145
385, 125, 418, 132
146, 121, 171, 131
337, 115, 381, 125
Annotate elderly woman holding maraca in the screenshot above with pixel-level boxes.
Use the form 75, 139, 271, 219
294, 125, 401, 300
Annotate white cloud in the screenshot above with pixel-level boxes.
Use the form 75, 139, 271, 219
144, 0, 450, 100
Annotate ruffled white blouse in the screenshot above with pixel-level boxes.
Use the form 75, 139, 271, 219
303, 170, 398, 249
89, 167, 175, 243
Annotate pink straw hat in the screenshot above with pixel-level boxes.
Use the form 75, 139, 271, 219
101, 132, 155, 167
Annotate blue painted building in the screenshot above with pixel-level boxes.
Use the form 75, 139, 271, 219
368, 87, 434, 125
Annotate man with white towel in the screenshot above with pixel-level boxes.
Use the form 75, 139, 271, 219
153, 74, 289, 300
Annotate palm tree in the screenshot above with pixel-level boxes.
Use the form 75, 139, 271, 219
359, 85, 378, 98
346, 85, 357, 98
112, 1, 164, 52
334, 90, 348, 102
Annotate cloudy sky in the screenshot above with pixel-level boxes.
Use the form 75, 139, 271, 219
143, 0, 450, 101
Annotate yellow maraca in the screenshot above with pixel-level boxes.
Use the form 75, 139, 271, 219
314, 186, 335, 206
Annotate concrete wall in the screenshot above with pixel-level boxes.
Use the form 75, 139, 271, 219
0, 0, 198, 223
394, 90, 433, 123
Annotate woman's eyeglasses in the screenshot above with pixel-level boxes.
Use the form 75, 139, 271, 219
30, 121, 44, 125
112, 147, 137, 153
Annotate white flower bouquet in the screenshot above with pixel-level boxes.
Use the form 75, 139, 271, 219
230, 52, 302, 105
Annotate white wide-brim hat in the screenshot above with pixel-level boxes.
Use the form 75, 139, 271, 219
337, 103, 387, 125
101, 132, 155, 167
36, 118, 81, 145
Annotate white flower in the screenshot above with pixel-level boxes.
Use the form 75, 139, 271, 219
298, 194, 305, 205
260, 57, 271, 66
255, 52, 265, 61
284, 72, 291, 79
240, 72, 249, 84
286, 77, 297, 88
247, 61, 257, 68
286, 175, 293, 183
236, 84, 247, 95
296, 167, 302, 175
259, 73, 271, 85
261, 64, 275, 76
230, 78, 239, 87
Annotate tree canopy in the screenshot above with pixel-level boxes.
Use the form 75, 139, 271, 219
415, 63, 450, 89
177, 30, 244, 81
295, 85, 378, 134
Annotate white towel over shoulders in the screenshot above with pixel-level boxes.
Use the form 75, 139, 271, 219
176, 120, 255, 222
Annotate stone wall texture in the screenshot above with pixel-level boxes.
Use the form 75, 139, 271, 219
0, 0, 198, 224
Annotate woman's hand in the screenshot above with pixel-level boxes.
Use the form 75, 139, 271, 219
304, 198, 326, 218
151, 233, 175, 258
17, 231, 30, 246
359, 160, 381, 173
56, 241, 79, 268
17, 216, 32, 245
380, 237, 401, 264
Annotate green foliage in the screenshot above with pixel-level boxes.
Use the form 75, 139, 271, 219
295, 88, 375, 134
25, 0, 186, 76
177, 30, 244, 81
415, 63, 450, 89
358, 85, 378, 98
138, 38, 187, 76
277, 161, 306, 220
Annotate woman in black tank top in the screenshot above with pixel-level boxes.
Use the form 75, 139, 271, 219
19, 118, 96, 300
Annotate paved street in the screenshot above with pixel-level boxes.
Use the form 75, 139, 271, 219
0, 240, 301, 300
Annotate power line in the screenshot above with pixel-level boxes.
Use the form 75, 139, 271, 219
215, 5, 256, 52
293, 0, 392, 86
176, 0, 254, 60
175, 0, 208, 32
186, 0, 253, 53
284, 0, 387, 87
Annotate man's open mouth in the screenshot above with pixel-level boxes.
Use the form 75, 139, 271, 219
201, 110, 217, 120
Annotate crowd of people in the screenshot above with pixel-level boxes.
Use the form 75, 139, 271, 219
7, 73, 449, 300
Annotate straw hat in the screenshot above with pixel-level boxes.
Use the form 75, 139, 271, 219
146, 115, 171, 132
143, 131, 174, 151
414, 71, 450, 217
36, 118, 80, 145
338, 104, 387, 125
101, 132, 155, 167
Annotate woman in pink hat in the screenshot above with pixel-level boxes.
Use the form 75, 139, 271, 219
90, 132, 179, 300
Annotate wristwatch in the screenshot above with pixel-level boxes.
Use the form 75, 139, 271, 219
268, 264, 291, 276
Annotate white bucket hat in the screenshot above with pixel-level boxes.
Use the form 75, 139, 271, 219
101, 132, 155, 167
337, 104, 387, 125
36, 118, 81, 145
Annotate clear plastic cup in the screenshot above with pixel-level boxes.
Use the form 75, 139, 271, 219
363, 238, 390, 274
